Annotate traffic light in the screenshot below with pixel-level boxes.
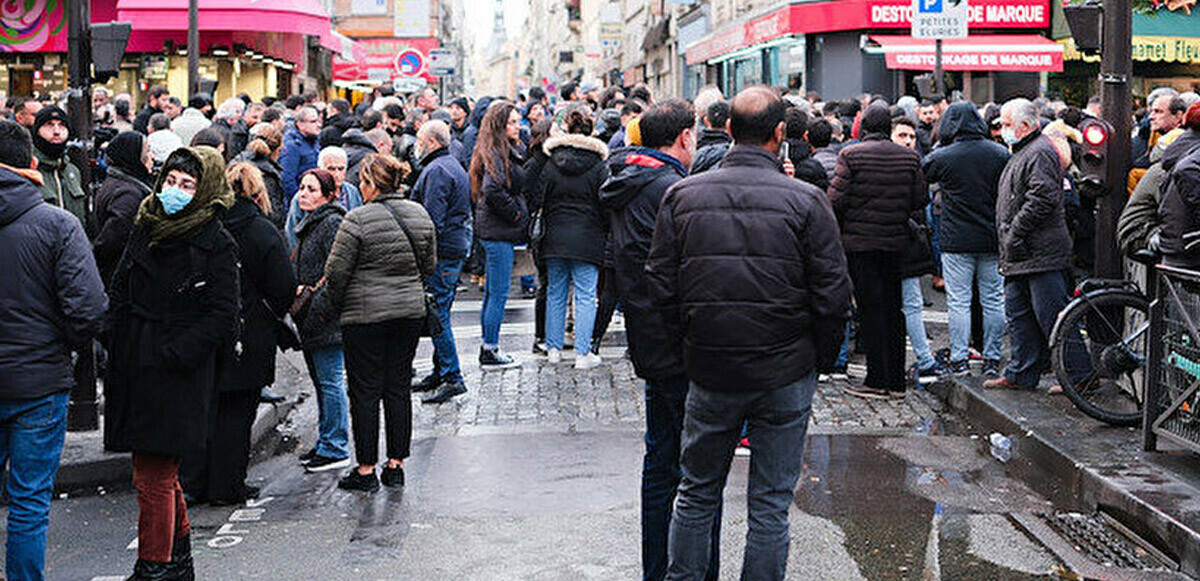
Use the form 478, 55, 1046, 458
1078, 117, 1112, 195
91, 22, 132, 84
1063, 0, 1103, 56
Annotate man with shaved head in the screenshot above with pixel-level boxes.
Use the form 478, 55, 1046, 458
646, 86, 852, 579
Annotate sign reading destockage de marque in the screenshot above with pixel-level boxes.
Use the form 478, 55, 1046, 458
912, 0, 969, 38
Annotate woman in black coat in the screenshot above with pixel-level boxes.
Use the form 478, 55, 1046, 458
179, 162, 296, 505
536, 107, 609, 369
105, 146, 239, 580
91, 131, 153, 288
291, 168, 352, 472
234, 124, 287, 231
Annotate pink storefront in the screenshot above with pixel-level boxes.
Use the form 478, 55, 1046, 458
0, 0, 346, 101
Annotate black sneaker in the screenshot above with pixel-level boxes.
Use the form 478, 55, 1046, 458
412, 373, 442, 393
844, 385, 891, 400
949, 359, 971, 375
982, 359, 1003, 377
298, 448, 318, 464
479, 347, 517, 367
910, 363, 943, 386
532, 341, 548, 355
381, 465, 405, 488
934, 348, 952, 369
422, 381, 467, 404
304, 455, 352, 473
337, 470, 380, 492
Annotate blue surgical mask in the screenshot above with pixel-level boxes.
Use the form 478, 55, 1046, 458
157, 186, 194, 215
1001, 127, 1019, 146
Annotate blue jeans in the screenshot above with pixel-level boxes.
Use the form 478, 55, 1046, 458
480, 240, 515, 348
0, 392, 68, 581
667, 375, 817, 581
1004, 270, 1070, 388
943, 253, 1005, 362
903, 277, 936, 371
643, 376, 720, 581
927, 205, 942, 275
427, 258, 464, 383
545, 258, 598, 355
834, 319, 852, 369
304, 346, 350, 459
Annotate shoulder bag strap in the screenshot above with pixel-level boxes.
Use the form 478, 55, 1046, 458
379, 200, 430, 283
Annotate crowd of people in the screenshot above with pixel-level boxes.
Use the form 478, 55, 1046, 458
2, 76, 1200, 581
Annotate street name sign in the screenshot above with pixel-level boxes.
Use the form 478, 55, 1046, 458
912, 0, 970, 39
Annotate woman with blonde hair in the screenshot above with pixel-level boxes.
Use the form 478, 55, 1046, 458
179, 160, 295, 506
235, 123, 286, 230
325, 154, 436, 491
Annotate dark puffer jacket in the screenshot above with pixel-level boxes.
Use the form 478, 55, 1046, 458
219, 197, 296, 392
784, 138, 830, 192
293, 202, 346, 348
537, 134, 610, 265
473, 149, 528, 243
0, 168, 107, 400
600, 147, 687, 380
996, 129, 1072, 277
646, 145, 853, 392
689, 128, 732, 174
1159, 146, 1200, 268
91, 166, 152, 288
412, 146, 473, 260
341, 129, 377, 188
922, 102, 1012, 255
233, 149, 286, 230
828, 134, 928, 253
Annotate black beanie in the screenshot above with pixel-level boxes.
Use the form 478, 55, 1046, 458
33, 105, 68, 133
860, 105, 893, 137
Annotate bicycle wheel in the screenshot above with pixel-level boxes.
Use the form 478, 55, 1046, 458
1050, 290, 1150, 426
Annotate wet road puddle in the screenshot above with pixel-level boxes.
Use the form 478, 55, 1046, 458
793, 434, 1059, 580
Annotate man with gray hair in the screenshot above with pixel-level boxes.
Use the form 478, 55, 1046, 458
213, 97, 250, 160
983, 98, 1073, 391
283, 146, 364, 250
409, 119, 472, 404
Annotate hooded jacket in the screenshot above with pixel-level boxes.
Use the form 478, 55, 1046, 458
995, 129, 1072, 277
341, 129, 377, 188
1119, 130, 1200, 255
1159, 141, 1200, 267
600, 147, 687, 380
171, 108, 211, 146
646, 145, 853, 392
294, 202, 346, 348
412, 146, 473, 260
0, 167, 107, 400
92, 164, 152, 288
690, 128, 732, 174
459, 96, 493, 169
537, 134, 610, 265
784, 137, 830, 192
922, 102, 1012, 255
34, 147, 87, 223
105, 146, 241, 455
828, 133, 928, 253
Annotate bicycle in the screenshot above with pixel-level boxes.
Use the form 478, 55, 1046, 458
1048, 250, 1159, 426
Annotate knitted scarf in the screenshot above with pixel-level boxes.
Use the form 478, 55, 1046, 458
135, 146, 234, 245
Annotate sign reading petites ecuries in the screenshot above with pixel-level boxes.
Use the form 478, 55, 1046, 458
911, 0, 969, 39
428, 48, 456, 76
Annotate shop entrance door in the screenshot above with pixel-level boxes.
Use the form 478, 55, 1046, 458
10, 70, 33, 97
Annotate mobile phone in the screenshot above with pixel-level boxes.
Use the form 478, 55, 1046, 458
780, 141, 790, 162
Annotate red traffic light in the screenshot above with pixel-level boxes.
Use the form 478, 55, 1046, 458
1084, 124, 1107, 146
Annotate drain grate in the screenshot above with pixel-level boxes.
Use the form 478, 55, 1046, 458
1040, 513, 1169, 571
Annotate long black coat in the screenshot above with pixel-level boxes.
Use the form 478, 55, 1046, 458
537, 134, 610, 265
220, 197, 296, 392
293, 202, 345, 348
996, 129, 1072, 277
234, 149, 286, 230
90, 167, 152, 288
104, 219, 241, 456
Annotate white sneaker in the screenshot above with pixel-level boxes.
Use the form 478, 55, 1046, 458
575, 352, 602, 370
547, 349, 562, 364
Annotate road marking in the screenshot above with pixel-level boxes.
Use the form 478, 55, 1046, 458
207, 496, 276, 549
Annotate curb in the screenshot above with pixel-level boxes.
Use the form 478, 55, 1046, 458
54, 351, 309, 494
928, 375, 1200, 577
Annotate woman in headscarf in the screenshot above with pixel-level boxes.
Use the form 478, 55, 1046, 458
104, 146, 240, 580
91, 131, 154, 289
179, 162, 296, 506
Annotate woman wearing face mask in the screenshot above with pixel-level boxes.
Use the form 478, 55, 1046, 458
291, 168, 353, 474
91, 131, 154, 289
104, 146, 240, 580
178, 162, 296, 506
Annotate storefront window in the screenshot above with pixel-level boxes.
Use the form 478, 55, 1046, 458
728, 51, 764, 95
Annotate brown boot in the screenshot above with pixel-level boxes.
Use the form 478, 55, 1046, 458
982, 376, 1028, 390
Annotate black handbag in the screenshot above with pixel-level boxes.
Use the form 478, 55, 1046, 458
381, 201, 444, 338
267, 298, 303, 352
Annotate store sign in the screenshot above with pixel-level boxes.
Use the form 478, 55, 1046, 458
886, 49, 1061, 71
0, 0, 65, 52
332, 37, 439, 82
870, 0, 1048, 28
394, 0, 431, 38
911, 0, 970, 39
1132, 35, 1200, 63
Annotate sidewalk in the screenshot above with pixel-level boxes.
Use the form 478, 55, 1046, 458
53, 349, 310, 495
930, 372, 1200, 578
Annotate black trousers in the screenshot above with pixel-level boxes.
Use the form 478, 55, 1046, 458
592, 265, 619, 351
343, 318, 422, 466
179, 388, 258, 502
848, 251, 906, 391
535, 256, 548, 342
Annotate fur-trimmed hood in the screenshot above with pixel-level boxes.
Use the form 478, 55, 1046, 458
544, 133, 609, 176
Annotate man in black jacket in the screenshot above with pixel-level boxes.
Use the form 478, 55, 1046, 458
984, 98, 1073, 391
0, 120, 108, 581
646, 87, 852, 580
689, 100, 732, 174
783, 107, 829, 191
601, 99, 720, 581
133, 85, 170, 135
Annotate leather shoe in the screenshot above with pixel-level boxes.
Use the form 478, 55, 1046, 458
422, 381, 467, 404
411, 373, 442, 393
127, 558, 173, 581
259, 386, 286, 404
982, 376, 1029, 390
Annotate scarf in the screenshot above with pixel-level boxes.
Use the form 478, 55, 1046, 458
135, 146, 234, 245
0, 162, 43, 185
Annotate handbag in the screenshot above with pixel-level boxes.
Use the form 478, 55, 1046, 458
380, 201, 444, 338
266, 298, 303, 352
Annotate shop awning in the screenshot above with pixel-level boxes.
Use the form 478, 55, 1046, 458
867, 35, 1064, 72
116, 0, 339, 51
